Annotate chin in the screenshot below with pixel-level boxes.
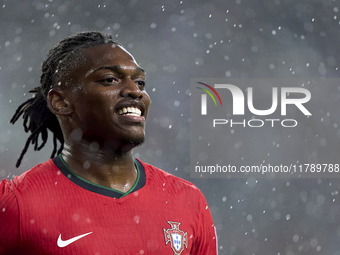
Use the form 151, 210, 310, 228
128, 135, 145, 147
117, 137, 144, 154
102, 133, 145, 153
119, 132, 145, 150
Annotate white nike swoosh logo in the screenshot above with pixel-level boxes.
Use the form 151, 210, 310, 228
57, 232, 93, 247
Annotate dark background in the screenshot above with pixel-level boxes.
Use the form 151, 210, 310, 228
1, 0, 340, 254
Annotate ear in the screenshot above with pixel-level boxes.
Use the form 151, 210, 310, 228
47, 88, 73, 116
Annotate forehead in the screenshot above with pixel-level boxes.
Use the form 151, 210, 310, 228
80, 43, 138, 69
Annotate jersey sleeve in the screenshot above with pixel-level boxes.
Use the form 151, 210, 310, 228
0, 179, 20, 254
191, 189, 218, 255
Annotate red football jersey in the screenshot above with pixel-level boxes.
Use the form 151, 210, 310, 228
0, 155, 217, 255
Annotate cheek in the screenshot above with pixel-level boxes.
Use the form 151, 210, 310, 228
74, 90, 118, 120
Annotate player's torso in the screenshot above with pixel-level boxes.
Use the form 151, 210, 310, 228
16, 168, 197, 255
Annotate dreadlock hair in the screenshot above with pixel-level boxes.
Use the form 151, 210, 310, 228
10, 31, 120, 167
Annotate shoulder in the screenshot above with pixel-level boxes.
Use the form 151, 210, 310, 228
137, 159, 196, 186
0, 159, 57, 253
136, 159, 203, 197
0, 159, 57, 195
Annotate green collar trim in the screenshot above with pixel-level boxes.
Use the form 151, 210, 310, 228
58, 154, 140, 197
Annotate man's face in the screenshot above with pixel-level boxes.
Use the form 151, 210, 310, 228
62, 43, 150, 149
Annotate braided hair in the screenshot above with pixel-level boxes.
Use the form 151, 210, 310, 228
10, 31, 120, 167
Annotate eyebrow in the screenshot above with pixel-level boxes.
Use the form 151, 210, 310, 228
89, 65, 145, 76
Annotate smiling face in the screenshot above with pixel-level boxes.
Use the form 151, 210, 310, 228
54, 43, 151, 151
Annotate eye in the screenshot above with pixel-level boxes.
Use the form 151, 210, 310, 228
136, 80, 146, 88
99, 77, 118, 85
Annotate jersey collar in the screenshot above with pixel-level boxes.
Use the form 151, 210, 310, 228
52, 154, 146, 199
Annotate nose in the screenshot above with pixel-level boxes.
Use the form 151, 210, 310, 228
120, 79, 143, 99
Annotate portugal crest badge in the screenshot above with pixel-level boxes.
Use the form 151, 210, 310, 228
163, 221, 188, 255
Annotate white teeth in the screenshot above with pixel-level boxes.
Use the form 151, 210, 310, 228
118, 107, 142, 116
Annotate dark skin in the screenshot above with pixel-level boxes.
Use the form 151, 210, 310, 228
47, 44, 150, 193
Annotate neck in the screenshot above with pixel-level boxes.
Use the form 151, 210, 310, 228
61, 138, 138, 193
